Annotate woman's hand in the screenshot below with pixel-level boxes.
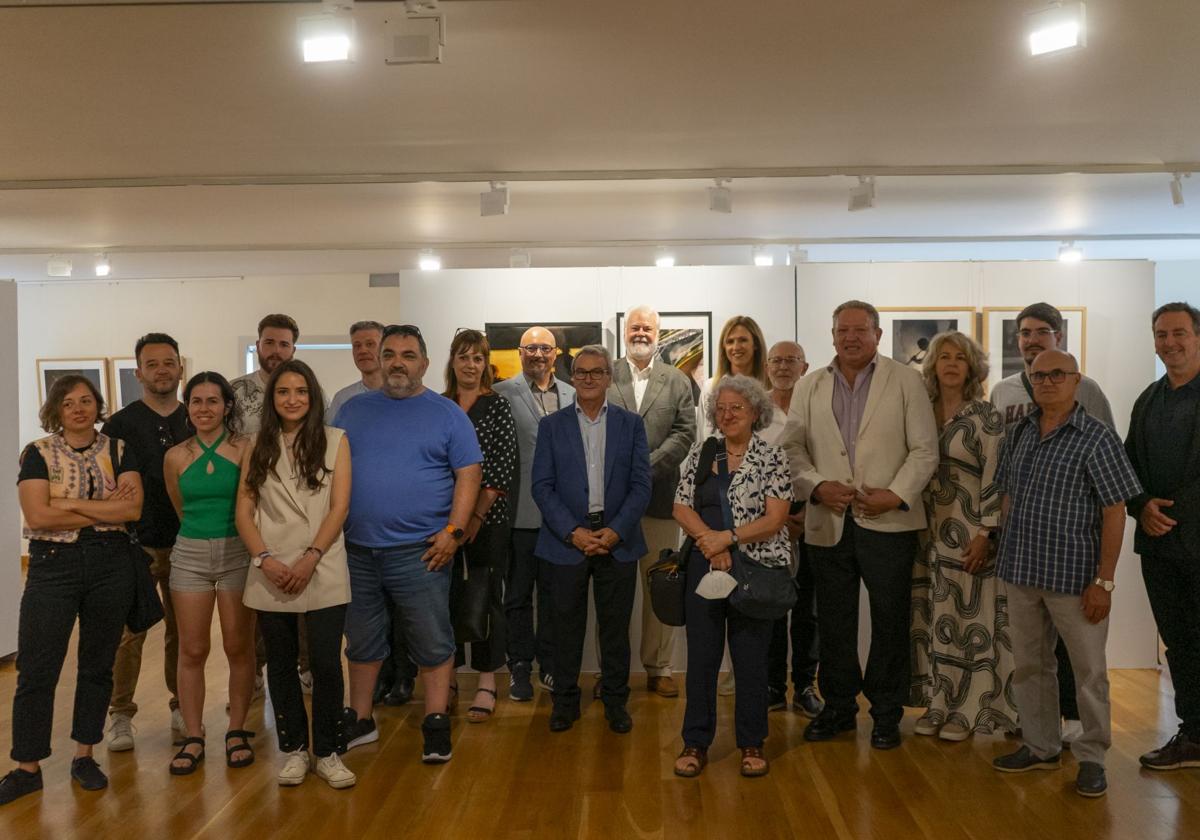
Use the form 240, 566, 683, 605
282, 551, 319, 595
464, 514, 483, 545
961, 533, 991, 574
262, 556, 295, 592
695, 529, 732, 559
709, 551, 733, 572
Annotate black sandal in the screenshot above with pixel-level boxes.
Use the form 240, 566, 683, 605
169, 737, 205, 776
467, 687, 498, 723
224, 730, 256, 768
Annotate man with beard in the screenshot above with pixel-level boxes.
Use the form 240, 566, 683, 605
231, 313, 299, 435
328, 320, 385, 421
494, 326, 576, 700
103, 333, 190, 750
335, 325, 482, 763
989, 302, 1114, 745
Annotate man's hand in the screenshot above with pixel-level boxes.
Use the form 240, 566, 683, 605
709, 550, 733, 572
570, 528, 605, 555
1139, 498, 1178, 537
592, 527, 620, 553
961, 533, 991, 573
1081, 584, 1112, 624
696, 529, 733, 559
854, 486, 903, 518
422, 530, 461, 571
814, 481, 856, 515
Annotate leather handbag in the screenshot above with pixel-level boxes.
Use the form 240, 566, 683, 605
451, 548, 490, 644
106, 436, 164, 634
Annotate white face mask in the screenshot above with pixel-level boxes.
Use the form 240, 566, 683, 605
695, 568, 737, 600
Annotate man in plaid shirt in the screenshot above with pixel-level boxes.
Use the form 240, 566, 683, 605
991, 350, 1142, 798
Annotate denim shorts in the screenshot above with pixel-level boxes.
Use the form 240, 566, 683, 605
344, 541, 454, 667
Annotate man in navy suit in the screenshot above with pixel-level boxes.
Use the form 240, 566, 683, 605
531, 344, 652, 734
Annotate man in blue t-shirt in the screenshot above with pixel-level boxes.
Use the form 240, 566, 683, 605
334, 324, 482, 765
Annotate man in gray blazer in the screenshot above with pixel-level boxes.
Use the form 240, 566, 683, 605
607, 306, 696, 697
494, 326, 577, 701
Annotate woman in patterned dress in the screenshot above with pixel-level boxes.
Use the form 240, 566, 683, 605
910, 331, 1017, 741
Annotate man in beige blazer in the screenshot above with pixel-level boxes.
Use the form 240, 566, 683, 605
782, 300, 938, 750
607, 305, 697, 697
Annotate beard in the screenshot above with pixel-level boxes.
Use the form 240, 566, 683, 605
628, 341, 656, 363
382, 371, 420, 398
143, 376, 180, 396
258, 352, 284, 374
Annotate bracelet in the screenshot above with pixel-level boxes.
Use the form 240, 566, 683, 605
256, 551, 272, 560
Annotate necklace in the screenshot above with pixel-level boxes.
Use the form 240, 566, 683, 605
725, 443, 748, 457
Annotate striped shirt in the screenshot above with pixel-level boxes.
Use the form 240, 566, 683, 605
995, 403, 1142, 595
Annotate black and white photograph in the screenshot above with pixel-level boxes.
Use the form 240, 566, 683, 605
35, 357, 109, 406
877, 308, 976, 370
983, 306, 1087, 392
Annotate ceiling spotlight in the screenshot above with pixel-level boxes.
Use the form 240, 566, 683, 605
1028, 2, 1086, 57
418, 249, 442, 271
94, 254, 111, 277
787, 247, 809, 265
1171, 173, 1189, 207
655, 248, 677, 268
386, 0, 445, 64
752, 246, 775, 267
848, 176, 876, 212
509, 248, 531, 269
1058, 241, 1083, 263
46, 256, 72, 278
299, 2, 355, 63
480, 181, 510, 217
708, 178, 733, 214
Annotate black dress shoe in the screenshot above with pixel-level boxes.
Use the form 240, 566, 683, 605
385, 677, 415, 706
870, 723, 902, 750
605, 705, 633, 734
804, 711, 857, 742
549, 706, 581, 733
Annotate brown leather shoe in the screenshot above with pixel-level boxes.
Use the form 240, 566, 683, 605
648, 675, 679, 697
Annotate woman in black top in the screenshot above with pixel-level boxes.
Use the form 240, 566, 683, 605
443, 329, 519, 722
0, 376, 143, 806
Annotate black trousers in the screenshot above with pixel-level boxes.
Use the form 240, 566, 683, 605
767, 540, 819, 692
12, 539, 135, 762
547, 555, 636, 710
808, 519, 918, 727
258, 605, 347, 757
682, 549, 773, 749
504, 527, 555, 672
1142, 546, 1200, 737
452, 522, 511, 673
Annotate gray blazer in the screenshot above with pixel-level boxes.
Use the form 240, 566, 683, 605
495, 374, 576, 529
608, 358, 697, 519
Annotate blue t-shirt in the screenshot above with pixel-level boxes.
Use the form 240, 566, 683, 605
336, 388, 482, 547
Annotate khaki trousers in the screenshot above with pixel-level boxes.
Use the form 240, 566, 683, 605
109, 546, 179, 717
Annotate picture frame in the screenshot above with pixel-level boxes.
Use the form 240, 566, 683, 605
110, 357, 188, 410
614, 311, 713, 391
982, 306, 1087, 392
36, 358, 111, 408
484, 322, 604, 382
877, 307, 977, 372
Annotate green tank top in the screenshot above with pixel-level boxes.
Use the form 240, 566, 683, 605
178, 431, 240, 539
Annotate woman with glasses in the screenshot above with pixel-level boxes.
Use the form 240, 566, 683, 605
1, 376, 142, 806
671, 374, 792, 778
443, 330, 519, 721
910, 331, 1017, 741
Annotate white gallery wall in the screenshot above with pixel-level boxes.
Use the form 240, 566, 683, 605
1, 281, 20, 656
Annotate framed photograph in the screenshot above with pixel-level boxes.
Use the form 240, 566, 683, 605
36, 358, 110, 407
877, 308, 977, 372
982, 306, 1087, 392
109, 357, 188, 410
614, 310, 712, 403
484, 322, 604, 382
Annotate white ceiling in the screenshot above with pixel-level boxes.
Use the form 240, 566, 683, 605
1, 0, 1199, 279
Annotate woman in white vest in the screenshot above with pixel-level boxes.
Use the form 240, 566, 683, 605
236, 359, 354, 789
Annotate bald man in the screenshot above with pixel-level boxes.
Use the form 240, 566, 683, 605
991, 349, 1141, 798
495, 327, 577, 701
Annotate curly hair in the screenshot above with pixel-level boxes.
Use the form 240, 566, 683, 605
921, 331, 989, 402
706, 374, 774, 432
39, 374, 106, 433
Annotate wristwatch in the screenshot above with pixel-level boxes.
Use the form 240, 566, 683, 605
1092, 577, 1115, 592
253, 551, 271, 568
729, 529, 740, 549
445, 524, 465, 542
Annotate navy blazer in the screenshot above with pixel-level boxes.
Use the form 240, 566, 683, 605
530, 401, 652, 565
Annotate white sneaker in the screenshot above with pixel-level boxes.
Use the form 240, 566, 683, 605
718, 672, 736, 697
170, 708, 185, 735
315, 753, 357, 789
298, 670, 314, 695
938, 721, 971, 742
914, 713, 940, 736
107, 714, 135, 751
277, 750, 310, 786
1062, 719, 1084, 744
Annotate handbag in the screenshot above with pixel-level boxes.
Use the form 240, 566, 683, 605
715, 445, 798, 621
451, 547, 491, 644
107, 436, 164, 634
646, 436, 720, 627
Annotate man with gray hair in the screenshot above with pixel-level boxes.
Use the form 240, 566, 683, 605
531, 344, 652, 733
329, 320, 386, 421
606, 305, 696, 697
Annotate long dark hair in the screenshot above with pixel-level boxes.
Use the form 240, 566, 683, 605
183, 371, 241, 436
244, 359, 329, 499
443, 329, 495, 400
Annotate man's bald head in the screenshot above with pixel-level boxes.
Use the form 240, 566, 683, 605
1030, 349, 1081, 411
767, 340, 808, 391
518, 325, 558, 382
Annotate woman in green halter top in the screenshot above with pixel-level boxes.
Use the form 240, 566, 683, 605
163, 372, 256, 775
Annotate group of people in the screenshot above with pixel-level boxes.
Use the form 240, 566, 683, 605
2, 297, 1199, 805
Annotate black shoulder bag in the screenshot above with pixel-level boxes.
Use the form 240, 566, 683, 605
110, 437, 165, 634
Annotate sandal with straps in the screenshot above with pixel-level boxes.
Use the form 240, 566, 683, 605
225, 730, 256, 769
169, 737, 206, 776
740, 746, 769, 778
467, 687, 498, 723
673, 745, 708, 778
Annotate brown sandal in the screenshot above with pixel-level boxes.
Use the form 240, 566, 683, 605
740, 746, 769, 777
673, 745, 708, 778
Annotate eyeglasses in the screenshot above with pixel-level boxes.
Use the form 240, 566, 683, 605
572, 368, 610, 381
1016, 328, 1056, 340
520, 344, 556, 355
715, 402, 747, 414
383, 323, 422, 338
1029, 369, 1080, 384
767, 356, 804, 366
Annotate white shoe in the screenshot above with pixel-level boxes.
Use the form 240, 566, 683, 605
315, 753, 357, 789
170, 708, 185, 734
914, 713, 940, 736
107, 714, 135, 751
718, 672, 736, 697
938, 721, 971, 742
298, 670, 314, 695
1062, 719, 1084, 744
277, 750, 310, 786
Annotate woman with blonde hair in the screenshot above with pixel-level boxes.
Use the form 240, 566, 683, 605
699, 315, 770, 441
910, 331, 1017, 741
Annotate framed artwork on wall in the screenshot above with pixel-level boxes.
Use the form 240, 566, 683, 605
614, 310, 712, 402
36, 358, 110, 407
982, 306, 1087, 392
877, 308, 977, 372
484, 322, 603, 381
110, 357, 187, 410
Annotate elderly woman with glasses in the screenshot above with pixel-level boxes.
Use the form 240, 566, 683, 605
909, 331, 1017, 741
671, 374, 792, 778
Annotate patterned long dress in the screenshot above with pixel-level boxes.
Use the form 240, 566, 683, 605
910, 399, 1018, 733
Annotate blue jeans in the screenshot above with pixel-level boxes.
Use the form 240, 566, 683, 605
344, 542, 455, 667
